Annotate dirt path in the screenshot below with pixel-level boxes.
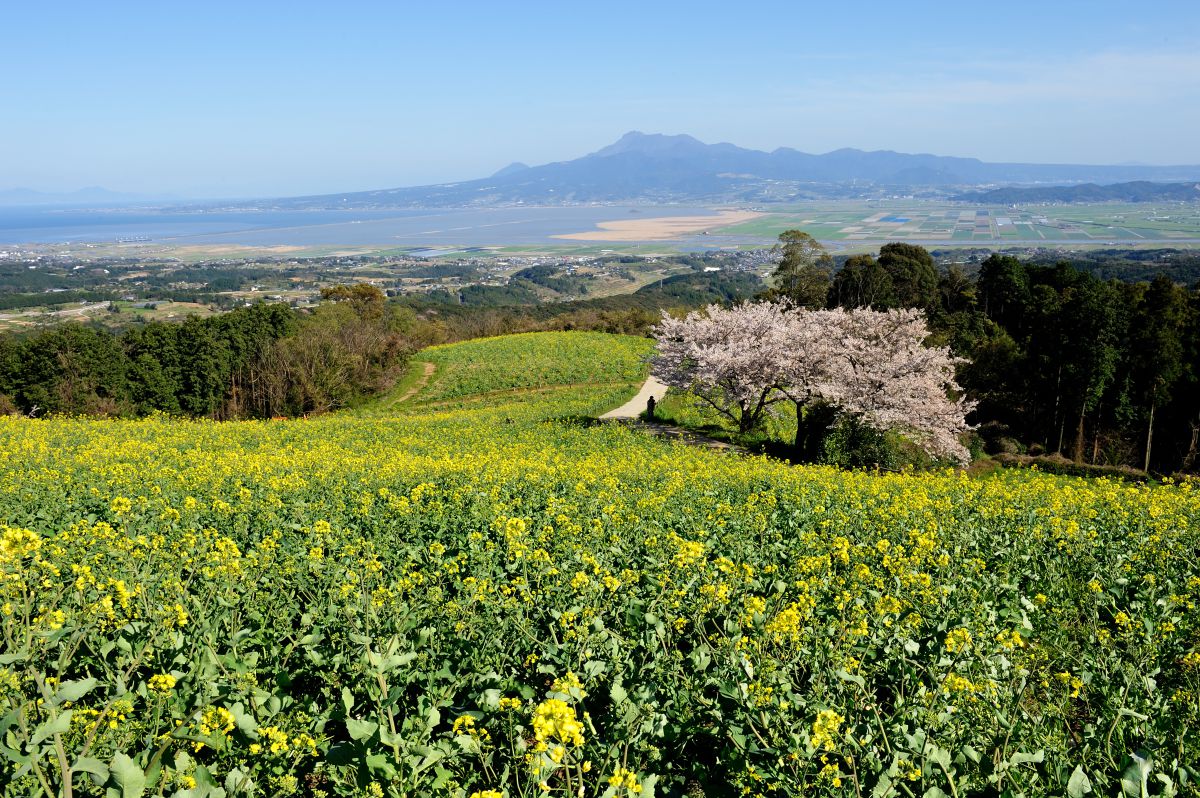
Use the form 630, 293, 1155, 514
392, 362, 436, 404
601, 377, 746, 454
600, 376, 669, 419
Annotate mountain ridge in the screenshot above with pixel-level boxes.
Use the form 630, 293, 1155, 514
226, 132, 1200, 209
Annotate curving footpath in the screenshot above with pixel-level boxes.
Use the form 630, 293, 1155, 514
599, 376, 669, 419
600, 377, 746, 453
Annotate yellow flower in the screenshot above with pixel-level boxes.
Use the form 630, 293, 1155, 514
810, 709, 844, 751
452, 715, 491, 743
257, 725, 290, 754
995, 629, 1025, 650
944, 628, 973, 653
607, 767, 641, 793
148, 673, 176, 694
551, 671, 586, 697
532, 698, 584, 748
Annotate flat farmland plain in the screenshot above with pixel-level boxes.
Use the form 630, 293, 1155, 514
715, 201, 1200, 248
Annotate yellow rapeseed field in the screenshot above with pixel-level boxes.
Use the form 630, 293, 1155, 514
0, 332, 1197, 797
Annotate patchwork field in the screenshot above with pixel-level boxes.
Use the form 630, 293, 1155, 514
714, 201, 1200, 247
1, 332, 1198, 797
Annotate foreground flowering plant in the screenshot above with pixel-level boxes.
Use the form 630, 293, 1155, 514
0, 332, 1197, 796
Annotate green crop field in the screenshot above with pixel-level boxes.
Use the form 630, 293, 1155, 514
402, 331, 651, 405
1, 333, 1199, 797
712, 201, 1200, 248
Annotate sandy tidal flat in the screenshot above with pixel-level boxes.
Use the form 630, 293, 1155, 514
552, 209, 762, 241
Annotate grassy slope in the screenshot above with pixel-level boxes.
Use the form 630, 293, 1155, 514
366, 330, 652, 414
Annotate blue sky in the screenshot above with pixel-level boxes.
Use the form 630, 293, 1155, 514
3, 0, 1198, 197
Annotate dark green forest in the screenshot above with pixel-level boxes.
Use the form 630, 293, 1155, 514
797, 242, 1200, 474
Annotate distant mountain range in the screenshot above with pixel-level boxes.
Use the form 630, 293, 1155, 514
0, 186, 169, 206
954, 181, 1200, 204
240, 132, 1200, 209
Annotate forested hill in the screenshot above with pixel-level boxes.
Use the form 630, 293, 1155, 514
954, 181, 1200, 204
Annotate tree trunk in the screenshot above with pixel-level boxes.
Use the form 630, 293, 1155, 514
1091, 402, 1103, 465
1144, 402, 1156, 473
1049, 365, 1062, 451
1072, 405, 1086, 464
794, 401, 804, 451
1183, 412, 1199, 472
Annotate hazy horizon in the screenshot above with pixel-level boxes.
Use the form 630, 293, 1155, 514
4, 0, 1198, 198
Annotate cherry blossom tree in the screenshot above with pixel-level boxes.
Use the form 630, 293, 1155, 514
812, 307, 975, 464
650, 302, 793, 433
650, 302, 975, 465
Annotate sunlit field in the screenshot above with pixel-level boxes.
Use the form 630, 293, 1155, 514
1, 333, 1198, 797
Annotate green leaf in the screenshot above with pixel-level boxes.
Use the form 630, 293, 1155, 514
1007, 750, 1044, 766
53, 677, 98, 706
221, 703, 252, 736
190, 765, 226, 798
346, 717, 379, 742
224, 767, 256, 797
110, 751, 146, 798
1067, 765, 1093, 798
341, 686, 354, 715
610, 677, 629, 706
1122, 752, 1152, 798
583, 660, 607, 680
835, 668, 865, 688
381, 652, 417, 672
73, 756, 109, 783
431, 765, 453, 790
366, 752, 398, 779
928, 745, 952, 770
31, 711, 72, 745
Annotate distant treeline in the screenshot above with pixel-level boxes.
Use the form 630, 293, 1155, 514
782, 242, 1200, 473
410, 269, 759, 311
1023, 248, 1200, 285
378, 271, 760, 344
953, 180, 1200, 203
0, 285, 413, 418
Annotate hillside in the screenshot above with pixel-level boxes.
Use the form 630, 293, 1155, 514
368, 330, 651, 412
1, 332, 1198, 797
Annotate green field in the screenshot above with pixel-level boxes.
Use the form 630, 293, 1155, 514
714, 201, 1200, 248
387, 331, 651, 407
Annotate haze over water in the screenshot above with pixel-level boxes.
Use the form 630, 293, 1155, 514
0, 206, 721, 247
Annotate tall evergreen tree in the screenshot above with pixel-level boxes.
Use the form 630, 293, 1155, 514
762, 230, 832, 308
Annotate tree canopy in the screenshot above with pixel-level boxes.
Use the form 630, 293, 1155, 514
651, 301, 973, 464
